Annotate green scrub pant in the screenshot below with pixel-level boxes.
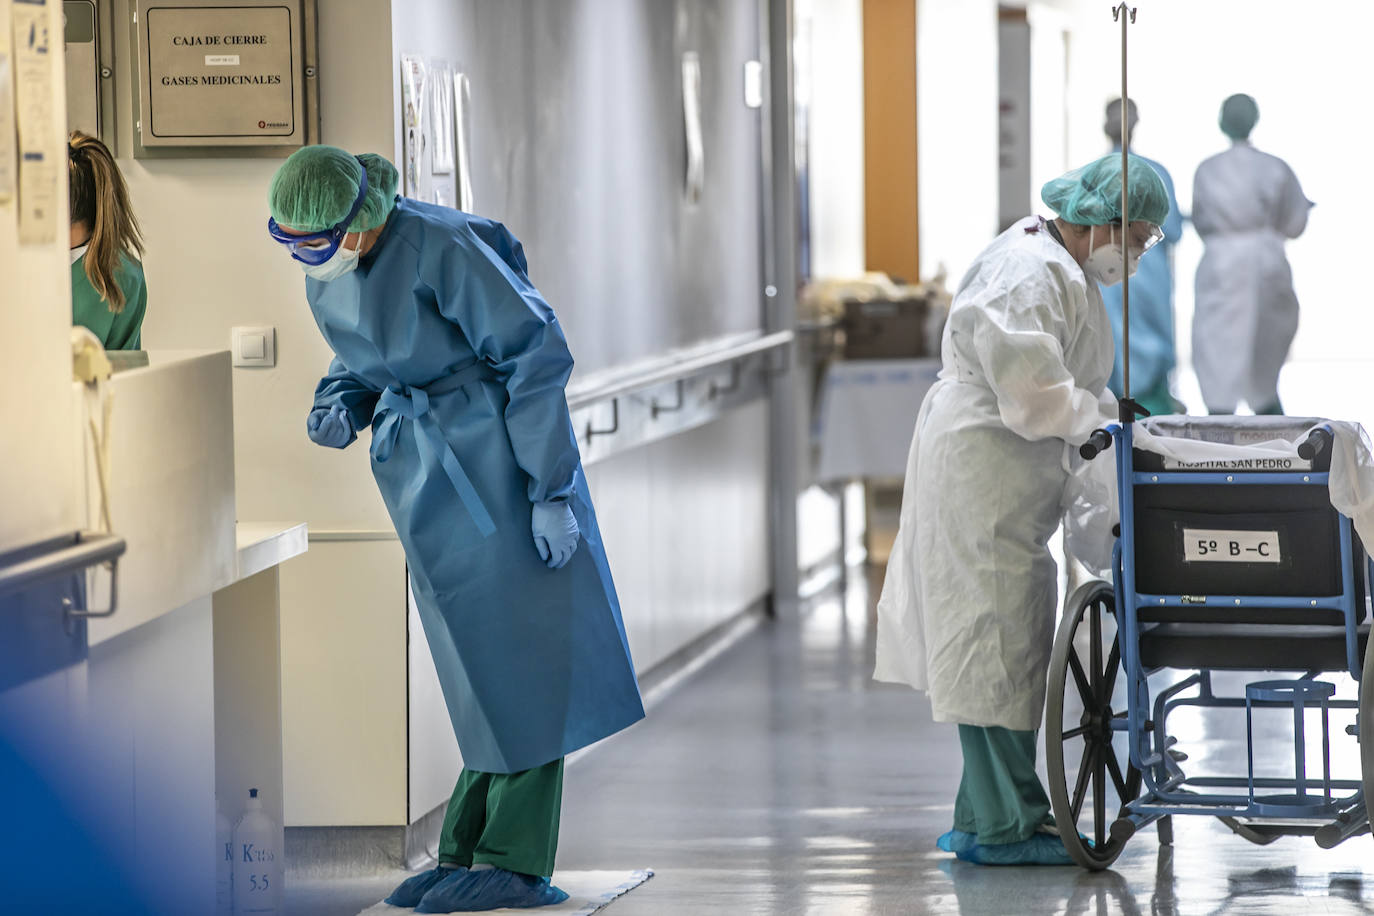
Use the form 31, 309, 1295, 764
437, 758, 564, 878
952, 725, 1051, 846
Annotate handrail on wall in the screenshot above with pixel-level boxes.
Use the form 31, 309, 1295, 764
0, 530, 126, 621
566, 330, 793, 411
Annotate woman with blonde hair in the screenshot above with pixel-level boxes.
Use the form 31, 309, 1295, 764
68, 131, 147, 349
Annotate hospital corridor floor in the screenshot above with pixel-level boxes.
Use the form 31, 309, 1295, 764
288, 566, 1374, 915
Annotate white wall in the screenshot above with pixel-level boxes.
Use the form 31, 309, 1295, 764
389, 0, 776, 822
280, 540, 407, 826
1, 0, 80, 554
77, 0, 778, 830
585, 402, 772, 673
104, 0, 407, 828
802, 0, 865, 278
88, 598, 218, 914
115, 0, 396, 531
917, 0, 999, 283
1031, 0, 1373, 412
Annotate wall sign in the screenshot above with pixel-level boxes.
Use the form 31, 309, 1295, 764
133, 0, 316, 153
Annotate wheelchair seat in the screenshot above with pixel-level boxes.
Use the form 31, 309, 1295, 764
1138, 622, 1371, 672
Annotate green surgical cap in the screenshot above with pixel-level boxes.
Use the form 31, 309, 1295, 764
1220, 94, 1259, 140
1040, 153, 1169, 227
268, 145, 399, 232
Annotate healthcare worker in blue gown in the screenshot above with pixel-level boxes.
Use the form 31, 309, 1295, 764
1099, 99, 1184, 417
267, 146, 644, 913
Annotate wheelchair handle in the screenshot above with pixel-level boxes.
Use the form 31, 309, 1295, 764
1080, 428, 1113, 461
1297, 425, 1333, 461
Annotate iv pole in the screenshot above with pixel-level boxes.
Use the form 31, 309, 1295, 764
1114, 3, 1137, 422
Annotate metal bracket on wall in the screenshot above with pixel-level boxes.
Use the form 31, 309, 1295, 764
0, 530, 126, 628
709, 363, 743, 400
64, 559, 120, 627
765, 343, 793, 377
584, 398, 620, 443
567, 331, 793, 461
651, 379, 686, 419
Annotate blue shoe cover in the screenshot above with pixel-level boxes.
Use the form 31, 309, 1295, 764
386, 866, 463, 908
414, 866, 570, 913
936, 829, 978, 855
964, 831, 1075, 866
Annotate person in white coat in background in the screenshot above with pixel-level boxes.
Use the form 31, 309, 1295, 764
874, 154, 1170, 866
1192, 93, 1312, 415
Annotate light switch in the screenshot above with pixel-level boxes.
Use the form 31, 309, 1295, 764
232, 326, 276, 368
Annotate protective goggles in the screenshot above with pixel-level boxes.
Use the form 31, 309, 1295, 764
1115, 220, 1164, 254
267, 160, 369, 265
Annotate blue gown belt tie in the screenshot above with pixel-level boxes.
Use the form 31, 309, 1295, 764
372, 361, 498, 538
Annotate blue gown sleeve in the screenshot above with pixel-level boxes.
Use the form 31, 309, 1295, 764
1155, 162, 1184, 245
312, 355, 381, 448
424, 218, 580, 504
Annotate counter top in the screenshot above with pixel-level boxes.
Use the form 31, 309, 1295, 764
85, 350, 237, 645
235, 522, 308, 583
111, 351, 229, 379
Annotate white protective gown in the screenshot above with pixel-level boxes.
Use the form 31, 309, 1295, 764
1192, 141, 1311, 413
874, 216, 1115, 731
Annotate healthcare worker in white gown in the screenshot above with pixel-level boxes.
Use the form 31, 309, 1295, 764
1192, 93, 1312, 415
875, 154, 1170, 866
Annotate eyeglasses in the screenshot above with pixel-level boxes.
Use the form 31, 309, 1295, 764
267, 159, 369, 265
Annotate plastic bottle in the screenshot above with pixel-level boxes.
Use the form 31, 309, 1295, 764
216, 799, 233, 916
231, 788, 280, 914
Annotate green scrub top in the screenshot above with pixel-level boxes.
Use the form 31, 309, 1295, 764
71, 251, 147, 350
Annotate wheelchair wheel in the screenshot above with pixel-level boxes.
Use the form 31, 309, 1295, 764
1359, 620, 1374, 831
1047, 580, 1141, 869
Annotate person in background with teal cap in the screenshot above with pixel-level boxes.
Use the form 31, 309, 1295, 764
1100, 99, 1184, 416
267, 145, 644, 912
874, 154, 1168, 866
1192, 94, 1312, 415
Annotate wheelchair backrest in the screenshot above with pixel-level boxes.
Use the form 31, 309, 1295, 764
1129, 471, 1366, 626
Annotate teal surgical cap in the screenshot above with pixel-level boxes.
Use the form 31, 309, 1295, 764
1220, 94, 1259, 140
1041, 153, 1169, 227
268, 145, 399, 232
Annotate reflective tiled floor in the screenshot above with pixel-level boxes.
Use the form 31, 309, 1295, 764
290, 563, 1374, 914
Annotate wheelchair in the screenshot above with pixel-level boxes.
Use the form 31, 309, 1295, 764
1046, 417, 1374, 869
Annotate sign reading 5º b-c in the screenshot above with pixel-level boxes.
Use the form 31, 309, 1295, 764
136, 0, 305, 148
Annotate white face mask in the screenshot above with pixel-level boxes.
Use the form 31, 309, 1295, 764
302, 236, 362, 281
1082, 225, 1140, 287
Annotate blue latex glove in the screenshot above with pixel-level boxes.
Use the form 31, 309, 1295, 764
531, 500, 579, 569
385, 866, 461, 908
306, 404, 354, 449
414, 866, 568, 914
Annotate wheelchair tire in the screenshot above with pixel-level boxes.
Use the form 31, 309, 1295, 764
1046, 580, 1141, 869
1359, 618, 1374, 834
